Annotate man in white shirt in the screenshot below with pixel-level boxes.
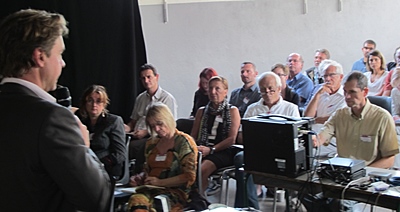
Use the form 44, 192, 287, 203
125, 64, 178, 165
304, 59, 346, 157
234, 72, 299, 209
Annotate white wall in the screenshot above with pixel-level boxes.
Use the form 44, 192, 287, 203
139, 0, 400, 118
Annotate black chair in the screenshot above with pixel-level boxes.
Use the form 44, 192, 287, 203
115, 135, 131, 186
176, 118, 194, 134
367, 96, 392, 115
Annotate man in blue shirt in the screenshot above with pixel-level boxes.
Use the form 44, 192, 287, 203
351, 40, 376, 73
286, 53, 314, 108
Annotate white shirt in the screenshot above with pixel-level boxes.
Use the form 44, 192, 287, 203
364, 71, 388, 96
243, 97, 300, 118
316, 85, 346, 117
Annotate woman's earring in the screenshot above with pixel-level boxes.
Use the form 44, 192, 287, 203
102, 110, 105, 117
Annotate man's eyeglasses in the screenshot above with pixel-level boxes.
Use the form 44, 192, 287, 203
276, 73, 287, 77
323, 73, 339, 79
260, 88, 277, 95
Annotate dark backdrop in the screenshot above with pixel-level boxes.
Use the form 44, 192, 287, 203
0, 0, 147, 122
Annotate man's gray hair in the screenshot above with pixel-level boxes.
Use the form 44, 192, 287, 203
258, 72, 282, 88
315, 49, 331, 59
343, 71, 368, 90
318, 59, 343, 76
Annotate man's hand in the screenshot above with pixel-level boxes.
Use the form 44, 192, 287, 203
124, 124, 131, 133
133, 129, 148, 139
74, 116, 90, 147
318, 83, 334, 95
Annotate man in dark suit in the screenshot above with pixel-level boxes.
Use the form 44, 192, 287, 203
0, 9, 112, 211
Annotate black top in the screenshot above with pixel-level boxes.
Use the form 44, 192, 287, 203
76, 110, 126, 177
190, 89, 209, 117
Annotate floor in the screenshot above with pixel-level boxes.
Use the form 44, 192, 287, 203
206, 179, 292, 212
205, 179, 394, 212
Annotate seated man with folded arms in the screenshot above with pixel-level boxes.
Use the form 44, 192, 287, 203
306, 71, 399, 211
125, 64, 178, 171
234, 72, 300, 209
304, 60, 347, 158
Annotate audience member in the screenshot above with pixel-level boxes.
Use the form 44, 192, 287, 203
271, 63, 300, 106
234, 72, 300, 209
305, 49, 330, 85
383, 47, 400, 96
286, 53, 314, 108
0, 9, 111, 211
351, 39, 376, 73
191, 76, 241, 195
190, 67, 218, 118
304, 71, 399, 211
390, 67, 400, 168
315, 71, 398, 166
304, 60, 346, 157
229, 62, 261, 117
125, 64, 178, 169
76, 85, 126, 180
364, 50, 388, 96
128, 102, 202, 212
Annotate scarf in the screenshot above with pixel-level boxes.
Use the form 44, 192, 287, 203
198, 99, 231, 146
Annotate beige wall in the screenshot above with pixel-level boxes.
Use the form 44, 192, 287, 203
139, 0, 400, 118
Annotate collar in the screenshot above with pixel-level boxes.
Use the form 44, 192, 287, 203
1, 77, 56, 102
262, 96, 283, 108
242, 83, 258, 92
146, 86, 163, 100
350, 98, 371, 120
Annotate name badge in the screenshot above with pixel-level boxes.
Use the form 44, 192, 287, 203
243, 97, 249, 104
360, 135, 372, 142
215, 115, 223, 123
155, 154, 167, 161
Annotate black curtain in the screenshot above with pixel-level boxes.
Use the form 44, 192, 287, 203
0, 0, 147, 122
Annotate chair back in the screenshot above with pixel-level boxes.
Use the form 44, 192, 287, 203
367, 96, 392, 115
115, 134, 131, 186
176, 118, 194, 134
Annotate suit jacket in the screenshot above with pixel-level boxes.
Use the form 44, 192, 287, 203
76, 111, 126, 177
0, 83, 112, 212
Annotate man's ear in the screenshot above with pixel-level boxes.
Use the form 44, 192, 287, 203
363, 87, 369, 97
32, 48, 45, 67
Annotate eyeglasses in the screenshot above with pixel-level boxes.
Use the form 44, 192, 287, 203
323, 73, 339, 79
260, 87, 277, 95
86, 98, 104, 105
363, 47, 374, 50
276, 73, 287, 77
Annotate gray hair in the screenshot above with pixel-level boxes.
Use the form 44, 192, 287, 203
315, 49, 331, 59
318, 59, 343, 76
343, 71, 368, 90
258, 72, 282, 88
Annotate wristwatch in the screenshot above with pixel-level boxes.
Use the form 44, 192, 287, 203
209, 147, 216, 155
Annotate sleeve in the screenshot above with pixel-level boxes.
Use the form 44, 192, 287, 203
391, 90, 400, 116
319, 110, 338, 145
178, 133, 198, 188
107, 115, 127, 165
162, 94, 178, 120
384, 69, 394, 91
190, 92, 198, 117
379, 114, 400, 157
130, 95, 141, 120
297, 77, 314, 100
40, 107, 111, 212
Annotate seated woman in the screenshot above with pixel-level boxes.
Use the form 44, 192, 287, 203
76, 85, 126, 180
128, 102, 199, 212
190, 67, 218, 118
191, 76, 241, 195
364, 50, 388, 96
